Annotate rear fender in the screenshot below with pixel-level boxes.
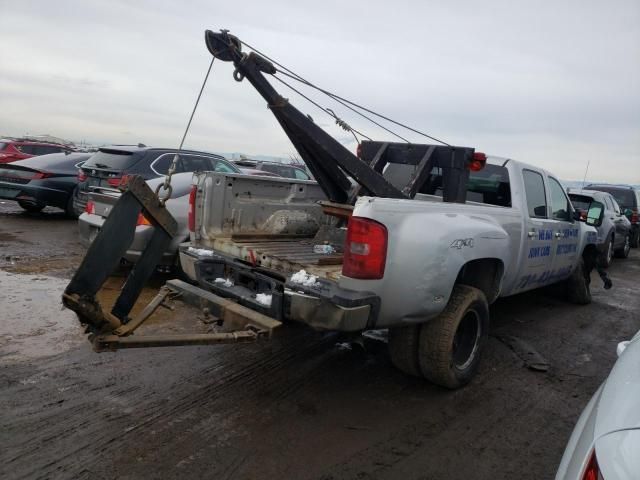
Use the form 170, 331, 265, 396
340, 211, 510, 327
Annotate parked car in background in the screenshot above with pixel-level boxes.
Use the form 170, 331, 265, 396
0, 152, 91, 216
233, 158, 312, 180
78, 173, 198, 268
555, 329, 640, 480
568, 189, 631, 266
0, 139, 74, 163
237, 167, 282, 177
79, 156, 242, 268
73, 146, 235, 215
586, 184, 640, 248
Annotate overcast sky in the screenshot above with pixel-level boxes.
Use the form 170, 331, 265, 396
1, 0, 638, 182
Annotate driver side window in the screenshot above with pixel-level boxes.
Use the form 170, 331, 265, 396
548, 177, 571, 221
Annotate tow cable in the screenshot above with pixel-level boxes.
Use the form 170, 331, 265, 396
61, 54, 219, 334
156, 55, 216, 204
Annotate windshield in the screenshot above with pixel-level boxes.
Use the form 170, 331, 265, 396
83, 149, 141, 170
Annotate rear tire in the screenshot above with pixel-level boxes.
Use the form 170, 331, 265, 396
566, 258, 591, 305
388, 325, 422, 377
17, 201, 45, 213
614, 234, 631, 259
598, 236, 614, 268
64, 191, 78, 218
417, 285, 489, 389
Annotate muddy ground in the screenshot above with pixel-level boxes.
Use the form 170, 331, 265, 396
1, 200, 639, 480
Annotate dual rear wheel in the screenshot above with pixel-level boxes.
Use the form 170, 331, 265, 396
388, 285, 489, 389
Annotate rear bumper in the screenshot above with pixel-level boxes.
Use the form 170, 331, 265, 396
0, 181, 69, 208
178, 245, 379, 332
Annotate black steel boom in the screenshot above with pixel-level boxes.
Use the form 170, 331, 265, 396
205, 30, 479, 205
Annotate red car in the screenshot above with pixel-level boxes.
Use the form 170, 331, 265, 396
0, 139, 73, 164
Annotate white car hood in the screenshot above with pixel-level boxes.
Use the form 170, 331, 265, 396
595, 334, 640, 437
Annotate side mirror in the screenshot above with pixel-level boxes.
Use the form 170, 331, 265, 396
533, 205, 547, 217
586, 201, 604, 227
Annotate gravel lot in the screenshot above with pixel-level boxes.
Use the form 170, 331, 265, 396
1, 199, 639, 480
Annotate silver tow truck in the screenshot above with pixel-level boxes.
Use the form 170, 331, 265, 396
179, 156, 605, 388
61, 29, 609, 389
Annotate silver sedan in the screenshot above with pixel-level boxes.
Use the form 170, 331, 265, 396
555, 329, 640, 479
78, 172, 195, 267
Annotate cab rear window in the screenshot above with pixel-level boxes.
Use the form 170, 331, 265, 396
401, 163, 511, 207
568, 194, 592, 211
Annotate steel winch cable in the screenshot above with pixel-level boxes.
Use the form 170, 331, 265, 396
156, 56, 216, 204
270, 74, 372, 142
239, 39, 451, 147
275, 69, 410, 144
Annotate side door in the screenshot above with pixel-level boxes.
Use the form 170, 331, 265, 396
609, 194, 628, 249
180, 154, 214, 173
547, 176, 579, 280
515, 169, 556, 292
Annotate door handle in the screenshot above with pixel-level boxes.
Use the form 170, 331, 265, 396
555, 232, 564, 238
527, 230, 536, 238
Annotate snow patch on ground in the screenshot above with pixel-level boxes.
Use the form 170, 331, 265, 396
187, 247, 214, 257
214, 277, 234, 287
255, 293, 272, 307
290, 269, 319, 287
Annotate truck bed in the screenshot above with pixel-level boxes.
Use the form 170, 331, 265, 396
191, 172, 344, 279
206, 235, 344, 280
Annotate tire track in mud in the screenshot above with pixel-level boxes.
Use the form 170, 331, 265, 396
2, 326, 349, 479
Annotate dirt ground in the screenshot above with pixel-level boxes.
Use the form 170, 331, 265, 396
1, 200, 639, 480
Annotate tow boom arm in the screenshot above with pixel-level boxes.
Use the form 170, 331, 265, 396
205, 30, 479, 204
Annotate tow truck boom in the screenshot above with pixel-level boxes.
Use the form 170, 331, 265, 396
204, 30, 480, 205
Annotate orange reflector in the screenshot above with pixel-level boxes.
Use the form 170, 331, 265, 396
137, 212, 152, 226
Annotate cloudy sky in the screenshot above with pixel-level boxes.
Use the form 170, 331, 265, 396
1, 0, 638, 182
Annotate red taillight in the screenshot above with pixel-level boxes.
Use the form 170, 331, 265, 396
579, 209, 587, 221
120, 174, 132, 187
188, 185, 197, 232
356, 143, 363, 159
77, 170, 87, 182
84, 200, 95, 215
342, 216, 387, 280
136, 212, 152, 226
581, 450, 603, 480
631, 208, 639, 224
32, 171, 53, 179
469, 152, 487, 172
107, 174, 132, 188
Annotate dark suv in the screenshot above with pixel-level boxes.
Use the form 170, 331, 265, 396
0, 139, 73, 163
73, 145, 235, 215
232, 159, 312, 180
586, 184, 640, 248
